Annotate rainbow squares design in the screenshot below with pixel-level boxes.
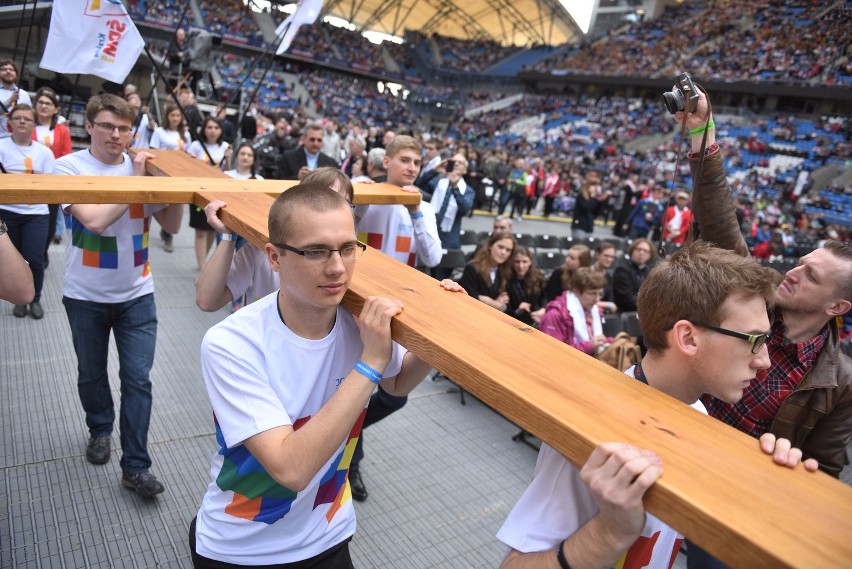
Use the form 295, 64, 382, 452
70, 215, 150, 270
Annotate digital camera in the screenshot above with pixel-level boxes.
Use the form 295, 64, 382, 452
662, 72, 699, 115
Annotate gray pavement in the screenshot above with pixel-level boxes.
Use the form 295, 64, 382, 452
2, 211, 848, 568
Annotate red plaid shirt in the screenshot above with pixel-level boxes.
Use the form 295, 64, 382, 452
703, 310, 828, 438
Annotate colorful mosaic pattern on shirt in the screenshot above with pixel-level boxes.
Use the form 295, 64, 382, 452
216, 409, 367, 525
70, 205, 149, 271
357, 231, 416, 267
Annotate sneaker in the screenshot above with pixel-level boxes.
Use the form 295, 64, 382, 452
29, 302, 44, 320
349, 469, 368, 502
86, 435, 111, 464
122, 470, 165, 498
161, 230, 174, 253
13, 304, 27, 318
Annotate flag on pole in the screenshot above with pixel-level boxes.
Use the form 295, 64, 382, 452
40, 0, 145, 84
275, 0, 324, 55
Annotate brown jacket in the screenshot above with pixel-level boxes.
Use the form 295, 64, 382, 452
690, 150, 852, 477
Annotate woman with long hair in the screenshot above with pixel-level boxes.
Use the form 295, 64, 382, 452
458, 231, 516, 312
506, 244, 546, 325
592, 241, 619, 313
224, 142, 262, 180
543, 243, 592, 303
149, 101, 191, 253
613, 238, 656, 312
0, 104, 56, 319
572, 178, 610, 239
32, 87, 72, 250
149, 101, 190, 151
187, 117, 234, 271
187, 116, 231, 169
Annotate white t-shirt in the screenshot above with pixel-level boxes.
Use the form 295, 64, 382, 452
497, 367, 706, 569
196, 295, 405, 564
226, 244, 278, 305
355, 202, 442, 268
149, 127, 189, 151
224, 169, 263, 180
0, 86, 31, 139
188, 140, 228, 166
56, 149, 166, 302
0, 137, 55, 215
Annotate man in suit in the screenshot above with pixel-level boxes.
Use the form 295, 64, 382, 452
276, 123, 339, 180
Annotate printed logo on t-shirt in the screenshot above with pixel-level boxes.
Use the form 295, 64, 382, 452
70, 207, 150, 270
215, 409, 367, 525
359, 231, 383, 251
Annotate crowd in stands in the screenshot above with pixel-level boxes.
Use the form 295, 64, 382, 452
215, 53, 300, 112
416, 32, 521, 73
198, 0, 264, 45
536, 0, 852, 87
128, 0, 186, 27
299, 68, 414, 131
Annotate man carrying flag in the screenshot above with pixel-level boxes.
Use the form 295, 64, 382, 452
40, 0, 145, 85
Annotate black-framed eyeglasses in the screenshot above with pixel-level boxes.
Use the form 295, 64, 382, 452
92, 121, 132, 135
691, 321, 770, 354
274, 241, 366, 263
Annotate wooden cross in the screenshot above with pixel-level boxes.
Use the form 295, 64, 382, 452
2, 150, 850, 568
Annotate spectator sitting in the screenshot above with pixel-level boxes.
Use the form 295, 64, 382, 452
458, 231, 516, 313
506, 245, 546, 326
612, 238, 656, 313
539, 267, 610, 355
543, 244, 592, 303
592, 241, 619, 314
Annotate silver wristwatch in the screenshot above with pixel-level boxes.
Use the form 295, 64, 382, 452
0, 219, 7, 236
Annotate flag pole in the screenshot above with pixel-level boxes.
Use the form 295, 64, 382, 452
16, 0, 40, 90
141, 43, 217, 166
12, 0, 29, 63
142, 0, 193, 114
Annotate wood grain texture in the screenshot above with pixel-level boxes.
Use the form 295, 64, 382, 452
206, 193, 852, 569
0, 175, 419, 206
3, 151, 849, 568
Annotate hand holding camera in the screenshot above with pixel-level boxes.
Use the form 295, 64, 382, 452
666, 73, 712, 132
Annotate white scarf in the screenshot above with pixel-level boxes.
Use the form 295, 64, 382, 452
430, 177, 468, 232
566, 291, 602, 343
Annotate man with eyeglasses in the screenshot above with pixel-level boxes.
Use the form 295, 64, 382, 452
498, 242, 817, 569
0, 59, 32, 140
190, 184, 453, 566
54, 94, 184, 498
276, 123, 340, 180
678, 88, 852, 481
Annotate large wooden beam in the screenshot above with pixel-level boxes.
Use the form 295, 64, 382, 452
193, 189, 852, 569
0, 175, 418, 206
1, 155, 850, 568
0, 149, 419, 206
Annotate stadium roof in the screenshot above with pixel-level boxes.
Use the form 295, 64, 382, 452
313, 0, 585, 46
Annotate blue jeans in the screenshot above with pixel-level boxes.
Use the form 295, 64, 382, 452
0, 208, 49, 302
62, 294, 158, 474
350, 386, 408, 471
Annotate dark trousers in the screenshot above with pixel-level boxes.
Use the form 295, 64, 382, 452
686, 539, 732, 569
188, 517, 354, 568
350, 386, 408, 472
0, 208, 49, 303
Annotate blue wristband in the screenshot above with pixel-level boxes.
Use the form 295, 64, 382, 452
354, 360, 383, 384
410, 211, 424, 220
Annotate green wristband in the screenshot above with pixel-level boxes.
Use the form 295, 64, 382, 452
690, 119, 715, 136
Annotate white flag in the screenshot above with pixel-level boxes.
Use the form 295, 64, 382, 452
40, 0, 145, 84
275, 0, 324, 55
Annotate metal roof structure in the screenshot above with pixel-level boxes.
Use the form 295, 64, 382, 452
314, 0, 585, 46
